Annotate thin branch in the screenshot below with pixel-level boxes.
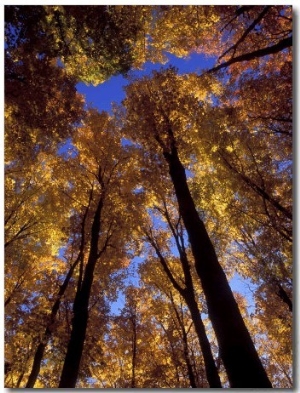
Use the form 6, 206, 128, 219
219, 150, 292, 220
208, 35, 292, 73
220, 6, 255, 33
5, 219, 39, 248
144, 228, 185, 294
219, 6, 272, 61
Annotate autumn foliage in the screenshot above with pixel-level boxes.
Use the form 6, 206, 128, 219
5, 5, 292, 388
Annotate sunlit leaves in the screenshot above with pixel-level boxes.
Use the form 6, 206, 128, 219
5, 5, 292, 388
148, 6, 221, 60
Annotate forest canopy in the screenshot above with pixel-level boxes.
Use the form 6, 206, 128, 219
4, 5, 292, 389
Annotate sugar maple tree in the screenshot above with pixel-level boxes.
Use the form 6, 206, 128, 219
5, 152, 73, 387
121, 68, 272, 387
5, 5, 292, 389
57, 110, 140, 388
139, 194, 221, 387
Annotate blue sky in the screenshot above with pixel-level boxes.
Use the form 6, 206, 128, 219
76, 52, 216, 113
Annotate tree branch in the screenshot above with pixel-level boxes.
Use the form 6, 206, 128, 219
208, 35, 292, 73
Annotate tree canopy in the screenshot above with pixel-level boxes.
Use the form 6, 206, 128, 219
4, 5, 292, 389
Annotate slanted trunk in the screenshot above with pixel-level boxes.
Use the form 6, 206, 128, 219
163, 145, 272, 388
58, 194, 104, 388
184, 290, 222, 388
25, 342, 46, 388
178, 240, 222, 387
26, 192, 93, 388
276, 283, 292, 312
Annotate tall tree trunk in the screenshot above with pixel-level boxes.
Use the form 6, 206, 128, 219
58, 193, 104, 388
26, 192, 93, 388
172, 219, 222, 388
163, 143, 272, 388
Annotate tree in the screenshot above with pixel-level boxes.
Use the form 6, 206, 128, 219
122, 68, 272, 387
91, 283, 202, 388
207, 6, 292, 73
5, 33, 84, 162
5, 5, 292, 388
142, 200, 222, 387
58, 110, 138, 387
5, 151, 75, 387
145, 5, 292, 77
139, 261, 218, 388
115, 134, 221, 385
25, 192, 93, 388
5, 5, 152, 85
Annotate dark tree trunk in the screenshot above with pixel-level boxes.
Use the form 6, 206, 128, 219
26, 193, 93, 388
163, 145, 272, 388
176, 232, 222, 388
184, 291, 222, 388
276, 283, 292, 312
183, 340, 198, 388
25, 342, 46, 388
58, 194, 104, 388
